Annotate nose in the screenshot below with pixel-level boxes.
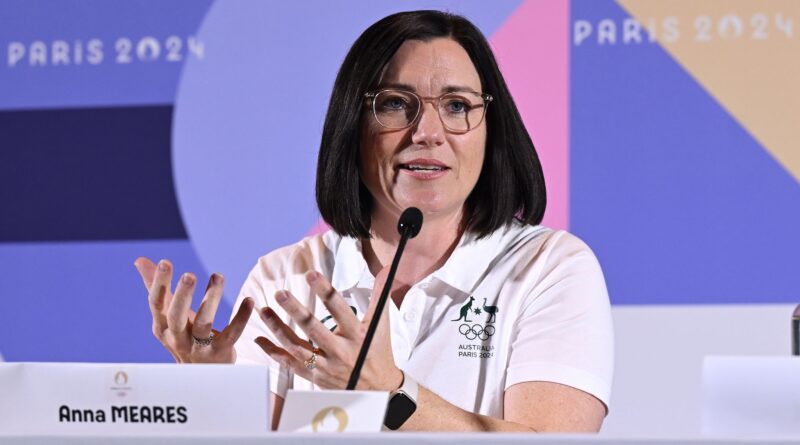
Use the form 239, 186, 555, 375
410, 102, 445, 147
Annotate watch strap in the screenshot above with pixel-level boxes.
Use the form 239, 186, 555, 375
394, 372, 418, 402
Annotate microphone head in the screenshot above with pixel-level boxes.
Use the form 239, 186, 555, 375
397, 207, 423, 239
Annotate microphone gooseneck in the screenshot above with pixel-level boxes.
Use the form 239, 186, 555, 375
346, 207, 423, 390
793, 304, 800, 356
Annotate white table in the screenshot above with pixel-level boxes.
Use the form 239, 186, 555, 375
2, 434, 799, 445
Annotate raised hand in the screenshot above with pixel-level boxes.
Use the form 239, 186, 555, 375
134, 257, 254, 363
254, 268, 403, 391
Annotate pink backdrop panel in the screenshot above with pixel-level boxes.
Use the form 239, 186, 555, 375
491, 0, 570, 229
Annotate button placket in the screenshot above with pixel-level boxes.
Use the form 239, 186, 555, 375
400, 288, 428, 352
388, 300, 412, 362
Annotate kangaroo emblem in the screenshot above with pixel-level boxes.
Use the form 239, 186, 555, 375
452, 296, 475, 322
482, 298, 499, 323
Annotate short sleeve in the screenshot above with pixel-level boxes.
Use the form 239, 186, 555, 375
505, 231, 614, 409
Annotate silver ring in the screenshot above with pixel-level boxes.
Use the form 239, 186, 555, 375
303, 348, 320, 369
192, 332, 215, 347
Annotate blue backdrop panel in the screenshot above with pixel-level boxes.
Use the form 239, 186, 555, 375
0, 240, 223, 362
570, 0, 800, 304
0, 0, 213, 110
0, 106, 185, 241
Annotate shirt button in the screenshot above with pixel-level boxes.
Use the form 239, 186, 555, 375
403, 310, 416, 322
419, 283, 429, 289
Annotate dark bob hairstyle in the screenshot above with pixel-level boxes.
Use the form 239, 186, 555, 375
316, 10, 546, 238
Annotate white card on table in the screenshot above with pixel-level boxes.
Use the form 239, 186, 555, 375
703, 356, 800, 436
0, 362, 269, 434
278, 389, 389, 433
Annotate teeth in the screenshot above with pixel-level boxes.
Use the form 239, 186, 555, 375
404, 164, 444, 171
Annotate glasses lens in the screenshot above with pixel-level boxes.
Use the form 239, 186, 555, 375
373, 90, 419, 129
438, 92, 486, 132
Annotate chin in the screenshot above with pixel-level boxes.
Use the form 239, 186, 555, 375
398, 198, 462, 220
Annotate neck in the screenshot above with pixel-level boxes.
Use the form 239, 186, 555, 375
363, 209, 463, 305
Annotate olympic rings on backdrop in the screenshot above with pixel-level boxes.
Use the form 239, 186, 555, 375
458, 323, 496, 341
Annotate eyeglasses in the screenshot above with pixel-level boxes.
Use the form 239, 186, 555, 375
364, 89, 493, 133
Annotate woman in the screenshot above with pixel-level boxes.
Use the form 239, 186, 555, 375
135, 10, 613, 432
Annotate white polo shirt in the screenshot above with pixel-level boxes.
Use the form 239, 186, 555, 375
233, 222, 614, 416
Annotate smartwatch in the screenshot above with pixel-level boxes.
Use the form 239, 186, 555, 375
383, 372, 418, 430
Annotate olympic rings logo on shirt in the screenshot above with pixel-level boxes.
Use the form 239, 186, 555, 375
458, 323, 496, 341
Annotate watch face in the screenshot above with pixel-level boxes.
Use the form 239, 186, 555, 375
383, 392, 417, 430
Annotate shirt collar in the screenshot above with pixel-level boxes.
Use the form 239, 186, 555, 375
329, 223, 529, 294
430, 224, 516, 294
330, 235, 371, 291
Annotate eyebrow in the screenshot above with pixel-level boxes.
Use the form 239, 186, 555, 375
377, 82, 479, 93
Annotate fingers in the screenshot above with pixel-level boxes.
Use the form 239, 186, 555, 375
147, 260, 174, 334
192, 273, 225, 340
259, 305, 320, 358
167, 272, 197, 334
255, 336, 313, 381
305, 271, 359, 334
134, 257, 157, 290
272, 290, 338, 351
217, 297, 254, 347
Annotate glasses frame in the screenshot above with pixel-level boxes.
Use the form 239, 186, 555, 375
364, 88, 494, 134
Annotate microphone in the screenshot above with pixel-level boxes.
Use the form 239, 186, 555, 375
793, 304, 800, 356
346, 207, 423, 390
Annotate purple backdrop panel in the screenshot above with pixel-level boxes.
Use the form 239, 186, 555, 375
0, 240, 226, 362
569, 0, 800, 304
0, 0, 213, 110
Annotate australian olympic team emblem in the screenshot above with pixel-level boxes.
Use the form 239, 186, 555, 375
451, 296, 499, 340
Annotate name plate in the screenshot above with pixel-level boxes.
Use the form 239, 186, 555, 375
0, 362, 269, 434
279, 390, 389, 433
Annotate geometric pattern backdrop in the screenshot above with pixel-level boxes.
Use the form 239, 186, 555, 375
1, 0, 798, 363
